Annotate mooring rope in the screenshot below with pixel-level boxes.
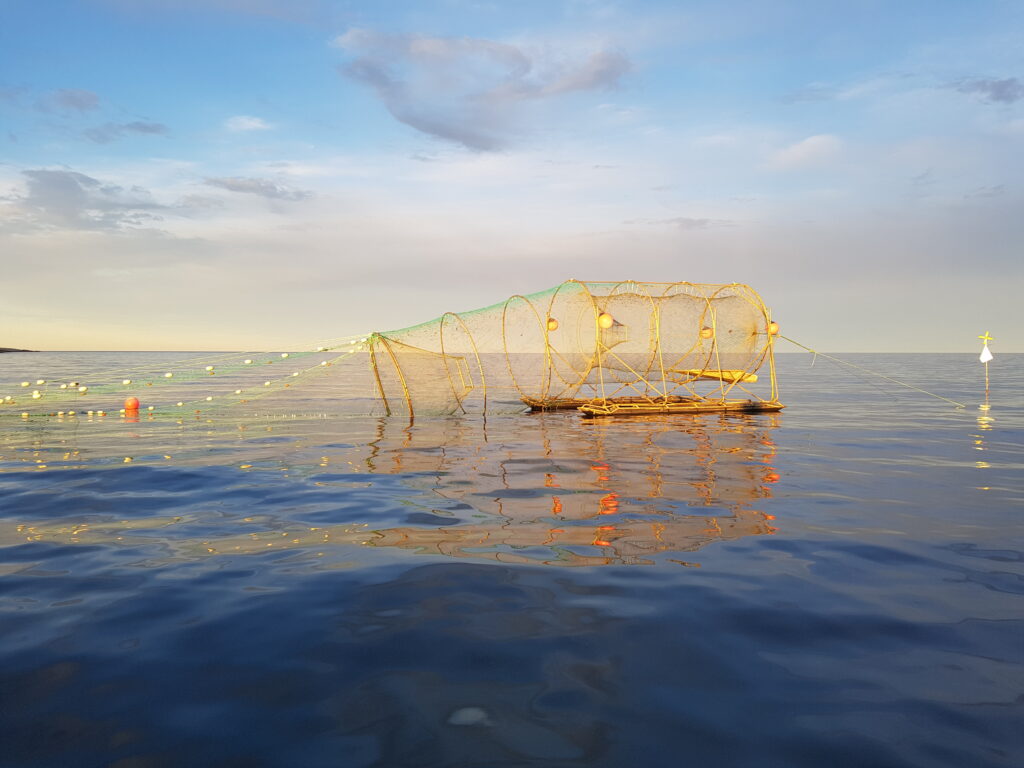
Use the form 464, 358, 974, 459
780, 336, 967, 408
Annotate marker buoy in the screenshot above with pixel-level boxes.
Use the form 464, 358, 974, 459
124, 396, 140, 411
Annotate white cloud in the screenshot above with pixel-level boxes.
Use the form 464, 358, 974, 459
204, 176, 310, 200
764, 134, 842, 171
333, 29, 630, 150
224, 115, 273, 132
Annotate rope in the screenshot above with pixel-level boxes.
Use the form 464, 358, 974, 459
780, 336, 966, 408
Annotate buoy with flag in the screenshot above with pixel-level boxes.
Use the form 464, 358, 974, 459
978, 332, 993, 409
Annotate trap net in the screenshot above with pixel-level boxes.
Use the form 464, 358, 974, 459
369, 279, 782, 417
0, 280, 782, 421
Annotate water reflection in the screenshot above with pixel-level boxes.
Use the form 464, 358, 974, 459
361, 413, 780, 565
2, 412, 782, 567
973, 408, 995, 481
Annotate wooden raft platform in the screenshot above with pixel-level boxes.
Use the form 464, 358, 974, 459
523, 395, 784, 417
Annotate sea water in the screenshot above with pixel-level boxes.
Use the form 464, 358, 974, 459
0, 353, 1021, 767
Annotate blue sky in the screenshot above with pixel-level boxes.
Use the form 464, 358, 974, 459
1, 0, 1021, 351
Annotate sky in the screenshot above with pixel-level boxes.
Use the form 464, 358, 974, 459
1, 0, 1021, 351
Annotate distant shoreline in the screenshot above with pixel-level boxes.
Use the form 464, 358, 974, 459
0, 348, 36, 353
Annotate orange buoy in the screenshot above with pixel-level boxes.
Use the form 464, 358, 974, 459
124, 396, 140, 411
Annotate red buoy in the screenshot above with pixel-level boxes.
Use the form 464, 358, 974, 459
124, 396, 140, 411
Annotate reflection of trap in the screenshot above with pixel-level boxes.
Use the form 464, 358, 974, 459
369, 280, 783, 418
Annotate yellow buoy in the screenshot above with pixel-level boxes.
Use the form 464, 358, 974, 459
700, 327, 714, 339
768, 321, 779, 335
597, 312, 614, 330
547, 317, 559, 331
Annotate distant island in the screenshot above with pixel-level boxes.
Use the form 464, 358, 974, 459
0, 347, 35, 353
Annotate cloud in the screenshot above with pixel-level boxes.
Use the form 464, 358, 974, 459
662, 217, 713, 230
627, 216, 730, 230
2, 168, 165, 232
953, 77, 1023, 104
781, 83, 837, 103
83, 121, 168, 143
51, 88, 100, 112
764, 134, 842, 171
174, 193, 225, 210
224, 115, 272, 132
0, 86, 28, 105
334, 28, 630, 150
204, 176, 311, 201
911, 168, 937, 187
965, 184, 1005, 199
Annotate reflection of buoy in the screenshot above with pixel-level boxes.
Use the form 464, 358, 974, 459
124, 396, 140, 411
597, 312, 614, 329
547, 317, 559, 331
700, 327, 714, 339
768, 321, 779, 335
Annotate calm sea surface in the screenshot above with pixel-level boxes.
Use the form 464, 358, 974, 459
1, 352, 1022, 767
